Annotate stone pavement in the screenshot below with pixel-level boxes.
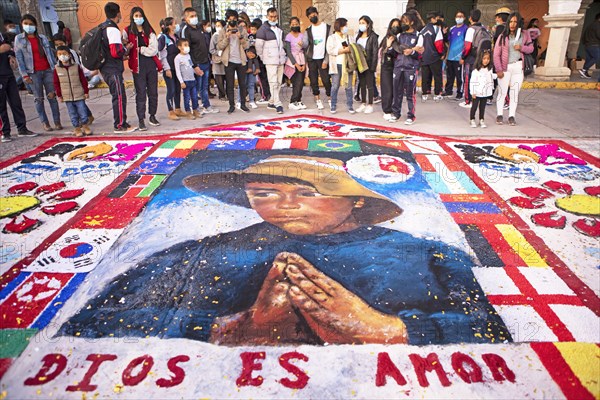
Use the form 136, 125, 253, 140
1, 84, 599, 163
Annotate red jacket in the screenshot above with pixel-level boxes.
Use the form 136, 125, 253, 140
493, 29, 534, 73
124, 26, 162, 74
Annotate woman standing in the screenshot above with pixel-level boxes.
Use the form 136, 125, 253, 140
379, 18, 401, 121
209, 20, 227, 101
159, 18, 183, 120
326, 18, 355, 114
124, 7, 163, 131
493, 11, 533, 126
56, 21, 72, 48
355, 15, 378, 114
285, 17, 306, 110
14, 14, 62, 131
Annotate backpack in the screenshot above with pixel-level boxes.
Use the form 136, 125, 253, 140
80, 22, 108, 70
472, 25, 492, 53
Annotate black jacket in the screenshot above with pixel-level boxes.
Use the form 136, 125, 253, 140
420, 23, 444, 65
582, 19, 600, 47
304, 23, 333, 62
181, 23, 210, 66
356, 31, 379, 71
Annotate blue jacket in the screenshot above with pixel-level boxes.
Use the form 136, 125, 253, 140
13, 32, 56, 77
389, 31, 422, 71
60, 222, 511, 345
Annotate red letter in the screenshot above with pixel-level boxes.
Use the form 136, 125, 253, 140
278, 351, 309, 389
236, 352, 265, 387
482, 353, 516, 383
156, 355, 190, 388
375, 352, 408, 387
24, 353, 67, 386
408, 353, 451, 387
122, 355, 154, 386
66, 354, 118, 392
451, 352, 483, 384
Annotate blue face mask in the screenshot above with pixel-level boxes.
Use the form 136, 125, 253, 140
23, 25, 36, 34
175, 24, 181, 34
189, 17, 199, 26
268, 20, 278, 26
134, 17, 144, 26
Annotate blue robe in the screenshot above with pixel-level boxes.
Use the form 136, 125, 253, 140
60, 222, 511, 345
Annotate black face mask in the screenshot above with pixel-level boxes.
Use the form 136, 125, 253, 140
291, 26, 300, 32
436, 19, 444, 26
310, 16, 318, 24
401, 24, 410, 32
391, 26, 401, 35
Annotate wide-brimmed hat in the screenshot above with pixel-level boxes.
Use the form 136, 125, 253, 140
183, 155, 403, 225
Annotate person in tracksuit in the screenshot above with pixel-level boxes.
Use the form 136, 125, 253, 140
379, 18, 401, 122
444, 11, 468, 99
419, 12, 444, 101
460, 9, 490, 109
388, 12, 422, 125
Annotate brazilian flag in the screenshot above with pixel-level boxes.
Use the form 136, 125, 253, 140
308, 140, 361, 152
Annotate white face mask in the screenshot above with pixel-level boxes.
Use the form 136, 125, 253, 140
216, 27, 222, 33
205, 26, 212, 33
58, 54, 70, 63
342, 26, 348, 34
182, 46, 190, 54
189, 17, 198, 26
456, 18, 464, 25
358, 24, 367, 32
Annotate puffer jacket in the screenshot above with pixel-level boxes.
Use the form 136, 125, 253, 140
14, 32, 55, 77
493, 29, 534, 73
255, 22, 286, 65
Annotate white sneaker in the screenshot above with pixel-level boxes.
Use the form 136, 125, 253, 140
422, 95, 428, 101
383, 113, 392, 121
299, 102, 307, 109
348, 108, 356, 114
249, 102, 258, 109
289, 102, 302, 110
470, 119, 477, 128
316, 99, 324, 110
480, 119, 487, 128
389, 116, 399, 123
459, 101, 472, 108
235, 102, 241, 110
356, 104, 367, 113
404, 118, 414, 125
433, 95, 443, 102
328, 98, 332, 107
205, 106, 219, 113
364, 105, 374, 114
256, 99, 269, 105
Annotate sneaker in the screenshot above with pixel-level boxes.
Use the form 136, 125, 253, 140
442, 92, 452, 97
389, 116, 399, 123
289, 102, 302, 110
364, 105, 374, 114
480, 119, 487, 128
276, 106, 284, 114
1, 134, 12, 142
348, 108, 356, 114
459, 101, 472, 108
267, 103, 277, 111
114, 125, 137, 134
383, 113, 392, 121
227, 106, 235, 114
256, 98, 269, 105
54, 123, 63, 130
249, 102, 258, 109
356, 104, 367, 113
208, 91, 216, 98
138, 120, 147, 131
579, 69, 592, 79
328, 98, 332, 107
508, 116, 516, 126
17, 129, 38, 137
470, 119, 477, 128
299, 102, 307, 109
219, 96, 227, 102
148, 115, 160, 126
204, 106, 219, 114
354, 94, 361, 102
486, 99, 493, 106
503, 102, 509, 110
433, 95, 443, 102
422, 95, 429, 101
235, 102, 241, 110
373, 96, 382, 104
42, 122, 53, 132
316, 99, 324, 110
496, 116, 504, 125
240, 104, 250, 113
330, 107, 337, 114
404, 118, 414, 125
454, 95, 463, 101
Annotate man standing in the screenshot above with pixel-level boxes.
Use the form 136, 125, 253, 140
256, 7, 286, 114
444, 10, 468, 100
579, 12, 600, 81
303, 6, 332, 110
460, 9, 491, 108
101, 2, 136, 133
181, 7, 218, 115
420, 12, 445, 101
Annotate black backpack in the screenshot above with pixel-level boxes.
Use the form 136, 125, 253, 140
80, 22, 108, 70
472, 25, 492, 53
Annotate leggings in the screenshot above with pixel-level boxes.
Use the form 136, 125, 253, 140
470, 96, 488, 120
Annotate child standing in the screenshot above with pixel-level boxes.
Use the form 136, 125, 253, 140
53, 46, 91, 137
245, 47, 260, 108
174, 38, 200, 119
469, 49, 496, 128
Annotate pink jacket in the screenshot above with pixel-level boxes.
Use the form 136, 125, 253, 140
493, 29, 534, 73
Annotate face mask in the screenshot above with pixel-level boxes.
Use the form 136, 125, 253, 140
401, 24, 410, 33
189, 17, 198, 26
341, 26, 348, 34
456, 18, 464, 25
268, 20, 278, 26
8, 28, 17, 33
391, 26, 401, 35
291, 26, 300, 33
23, 25, 36, 34
182, 46, 190, 54
309, 16, 318, 24
175, 24, 181, 34
205, 26, 212, 33
58, 54, 70, 63
436, 20, 444, 26
134, 17, 144, 26
216, 27, 222, 33
358, 24, 367, 32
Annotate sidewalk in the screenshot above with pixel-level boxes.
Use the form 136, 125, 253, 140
1, 84, 598, 163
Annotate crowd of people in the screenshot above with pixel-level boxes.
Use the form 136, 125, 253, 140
0, 4, 597, 142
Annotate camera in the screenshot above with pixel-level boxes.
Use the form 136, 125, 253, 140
341, 41, 348, 47
228, 20, 238, 27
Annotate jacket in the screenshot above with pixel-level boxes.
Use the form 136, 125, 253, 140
53, 62, 88, 102
216, 31, 249, 67
124, 27, 162, 74
14, 32, 55, 77
303, 23, 333, 63
209, 32, 225, 75
356, 31, 379, 71
326, 32, 354, 74
255, 22, 286, 65
420, 23, 444, 65
101, 19, 126, 74
493, 30, 534, 73
389, 31, 422, 71
181, 23, 210, 66
158, 33, 179, 71
470, 67, 496, 97
582, 19, 600, 47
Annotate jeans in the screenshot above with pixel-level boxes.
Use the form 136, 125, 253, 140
133, 58, 158, 121
0, 74, 27, 135
30, 69, 61, 125
163, 71, 181, 111
101, 70, 128, 129
196, 62, 211, 108
308, 58, 331, 97
583, 45, 600, 81
65, 99, 89, 127
330, 64, 354, 111
246, 73, 256, 103
182, 80, 199, 112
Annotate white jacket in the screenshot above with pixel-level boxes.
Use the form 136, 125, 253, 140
470, 67, 497, 98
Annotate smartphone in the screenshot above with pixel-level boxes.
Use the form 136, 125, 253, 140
341, 41, 348, 47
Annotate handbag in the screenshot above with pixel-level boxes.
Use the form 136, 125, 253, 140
523, 53, 535, 77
